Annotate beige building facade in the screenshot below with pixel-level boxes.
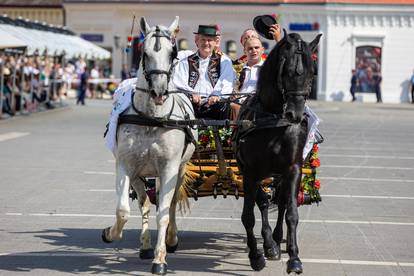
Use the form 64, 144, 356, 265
0, 0, 64, 26
64, 0, 414, 103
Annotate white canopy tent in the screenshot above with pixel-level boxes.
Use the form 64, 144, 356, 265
0, 23, 110, 59
0, 27, 27, 49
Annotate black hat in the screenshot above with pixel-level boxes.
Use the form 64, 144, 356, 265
193, 25, 220, 36
253, 15, 277, 40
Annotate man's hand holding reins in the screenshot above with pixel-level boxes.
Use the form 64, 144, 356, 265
208, 95, 220, 105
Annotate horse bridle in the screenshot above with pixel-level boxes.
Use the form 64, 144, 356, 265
278, 38, 311, 102
140, 26, 178, 93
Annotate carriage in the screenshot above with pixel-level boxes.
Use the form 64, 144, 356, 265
139, 124, 323, 207
181, 125, 322, 205
102, 16, 323, 275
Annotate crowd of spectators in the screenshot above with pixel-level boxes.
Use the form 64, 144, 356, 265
0, 52, 118, 118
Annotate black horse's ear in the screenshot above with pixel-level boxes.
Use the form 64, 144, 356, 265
309, 33, 322, 52
283, 29, 294, 45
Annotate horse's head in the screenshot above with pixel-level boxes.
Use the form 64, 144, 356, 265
258, 30, 321, 123
140, 17, 179, 105
279, 30, 321, 123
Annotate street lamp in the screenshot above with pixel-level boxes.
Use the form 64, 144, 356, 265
113, 35, 127, 74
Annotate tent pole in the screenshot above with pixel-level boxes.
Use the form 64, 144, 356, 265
19, 55, 25, 113
11, 54, 17, 113
0, 61, 4, 118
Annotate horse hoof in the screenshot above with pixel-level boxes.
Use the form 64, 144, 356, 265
166, 242, 178, 253
151, 263, 167, 275
139, 248, 154, 259
264, 245, 281, 260
101, 227, 112, 243
287, 259, 303, 274
249, 254, 266, 271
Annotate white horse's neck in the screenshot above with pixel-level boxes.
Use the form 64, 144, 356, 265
133, 65, 175, 118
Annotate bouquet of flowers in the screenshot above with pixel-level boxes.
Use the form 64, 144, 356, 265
198, 127, 233, 149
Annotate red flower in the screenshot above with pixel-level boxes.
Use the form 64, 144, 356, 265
311, 158, 320, 168
200, 134, 209, 145
312, 144, 319, 153
314, 179, 321, 189
297, 191, 304, 205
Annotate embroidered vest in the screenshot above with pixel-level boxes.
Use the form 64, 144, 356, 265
238, 67, 247, 91
187, 51, 222, 89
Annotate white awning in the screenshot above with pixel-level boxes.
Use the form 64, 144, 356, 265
0, 23, 111, 59
0, 27, 27, 49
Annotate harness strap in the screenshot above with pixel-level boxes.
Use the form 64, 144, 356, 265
118, 114, 253, 129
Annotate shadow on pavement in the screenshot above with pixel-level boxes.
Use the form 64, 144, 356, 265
0, 228, 256, 275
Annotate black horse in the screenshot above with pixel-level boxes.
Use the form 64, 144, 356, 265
235, 30, 322, 274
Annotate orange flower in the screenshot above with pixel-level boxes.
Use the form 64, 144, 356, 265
314, 179, 321, 189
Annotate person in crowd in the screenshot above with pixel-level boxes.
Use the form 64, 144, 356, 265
350, 69, 357, 102
374, 71, 382, 103
76, 66, 89, 105
410, 69, 414, 103
1, 68, 15, 116
173, 24, 235, 119
89, 65, 99, 99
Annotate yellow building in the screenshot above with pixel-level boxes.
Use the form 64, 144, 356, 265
0, 0, 64, 26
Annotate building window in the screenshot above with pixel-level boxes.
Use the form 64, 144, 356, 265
355, 46, 382, 93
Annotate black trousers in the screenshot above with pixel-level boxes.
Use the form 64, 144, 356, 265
350, 87, 356, 100
193, 101, 231, 120
411, 85, 414, 103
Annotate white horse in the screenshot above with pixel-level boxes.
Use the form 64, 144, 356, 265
101, 17, 197, 275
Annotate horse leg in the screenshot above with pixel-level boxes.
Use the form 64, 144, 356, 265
242, 173, 265, 271
255, 189, 280, 260
151, 163, 181, 275
165, 164, 187, 253
273, 203, 285, 254
285, 164, 303, 274
102, 164, 130, 243
166, 192, 178, 253
131, 178, 154, 259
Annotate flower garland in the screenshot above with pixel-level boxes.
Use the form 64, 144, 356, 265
298, 143, 322, 205
198, 127, 233, 149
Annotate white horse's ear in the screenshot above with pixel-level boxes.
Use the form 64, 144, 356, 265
140, 17, 151, 35
168, 16, 179, 34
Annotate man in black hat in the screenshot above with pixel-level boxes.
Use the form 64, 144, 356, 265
173, 24, 235, 119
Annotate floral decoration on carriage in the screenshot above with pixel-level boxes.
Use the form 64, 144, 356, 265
189, 126, 322, 206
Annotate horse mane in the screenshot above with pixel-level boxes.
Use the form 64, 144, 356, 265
257, 33, 313, 114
